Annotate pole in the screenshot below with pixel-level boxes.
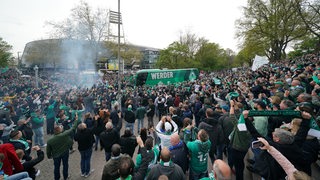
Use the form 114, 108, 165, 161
34, 65, 39, 88
117, 0, 122, 110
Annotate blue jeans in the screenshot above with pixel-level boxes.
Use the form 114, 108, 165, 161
53, 150, 69, 180
105, 151, 111, 161
0, 135, 9, 144
33, 127, 45, 146
126, 122, 134, 134
80, 148, 93, 175
7, 172, 32, 180
189, 169, 208, 180
95, 135, 101, 150
137, 118, 144, 133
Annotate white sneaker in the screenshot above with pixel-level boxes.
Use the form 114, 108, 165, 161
40, 144, 47, 148
35, 169, 40, 176
85, 169, 95, 178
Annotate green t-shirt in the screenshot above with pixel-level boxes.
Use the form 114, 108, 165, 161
116, 175, 132, 180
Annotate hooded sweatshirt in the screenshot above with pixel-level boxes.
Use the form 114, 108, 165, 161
187, 139, 211, 173
146, 160, 186, 180
199, 117, 224, 153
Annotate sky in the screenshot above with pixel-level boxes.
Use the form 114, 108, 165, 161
0, 0, 247, 57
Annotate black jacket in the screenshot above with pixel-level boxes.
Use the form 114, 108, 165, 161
124, 110, 135, 123
169, 141, 189, 173
245, 115, 312, 178
120, 135, 137, 157
100, 129, 120, 153
146, 162, 186, 180
74, 128, 95, 151
199, 117, 224, 152
22, 150, 44, 179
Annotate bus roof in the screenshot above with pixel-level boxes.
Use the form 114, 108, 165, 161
136, 68, 198, 73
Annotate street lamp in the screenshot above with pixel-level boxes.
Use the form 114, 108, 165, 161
117, 0, 121, 92
34, 65, 39, 88
117, 0, 122, 111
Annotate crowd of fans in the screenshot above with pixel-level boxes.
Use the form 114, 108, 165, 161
0, 53, 320, 180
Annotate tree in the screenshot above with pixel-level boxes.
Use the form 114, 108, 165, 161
236, 0, 307, 61
0, 37, 13, 67
156, 31, 207, 69
288, 35, 318, 58
46, 0, 109, 64
47, 1, 142, 68
47, 0, 108, 43
295, 0, 320, 51
194, 42, 229, 71
104, 41, 143, 67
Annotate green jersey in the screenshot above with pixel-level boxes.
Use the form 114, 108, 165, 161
187, 139, 211, 173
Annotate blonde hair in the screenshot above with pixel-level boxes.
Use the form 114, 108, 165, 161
292, 170, 311, 180
290, 118, 302, 135
270, 96, 281, 105
16, 149, 24, 159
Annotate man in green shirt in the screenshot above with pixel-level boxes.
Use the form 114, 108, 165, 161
47, 114, 79, 180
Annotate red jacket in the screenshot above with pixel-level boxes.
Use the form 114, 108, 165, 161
0, 143, 24, 175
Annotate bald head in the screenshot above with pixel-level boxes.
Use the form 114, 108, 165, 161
105, 122, 113, 129
77, 123, 87, 130
213, 159, 232, 180
160, 147, 171, 162
170, 133, 180, 146
291, 79, 300, 86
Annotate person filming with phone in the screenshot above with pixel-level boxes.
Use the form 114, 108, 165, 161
241, 109, 313, 179
255, 137, 311, 180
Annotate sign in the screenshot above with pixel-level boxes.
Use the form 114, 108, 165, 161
251, 55, 269, 71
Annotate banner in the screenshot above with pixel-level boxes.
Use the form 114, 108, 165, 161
251, 55, 269, 71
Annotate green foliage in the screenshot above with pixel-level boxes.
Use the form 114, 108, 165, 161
288, 35, 319, 59
195, 42, 228, 70
0, 37, 13, 67
104, 41, 143, 66
156, 32, 230, 70
236, 0, 307, 62
296, 0, 320, 43
156, 41, 194, 69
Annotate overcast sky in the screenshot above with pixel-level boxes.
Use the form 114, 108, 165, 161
0, 0, 247, 56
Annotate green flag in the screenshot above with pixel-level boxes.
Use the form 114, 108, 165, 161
237, 114, 247, 131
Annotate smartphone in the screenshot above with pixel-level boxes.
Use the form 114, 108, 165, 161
252, 140, 264, 149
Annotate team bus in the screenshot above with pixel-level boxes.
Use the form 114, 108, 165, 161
135, 68, 199, 86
